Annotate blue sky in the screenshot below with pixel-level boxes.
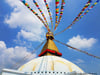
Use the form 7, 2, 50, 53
0, 0, 100, 74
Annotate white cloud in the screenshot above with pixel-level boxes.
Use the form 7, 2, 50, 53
67, 35, 97, 49
17, 30, 44, 42
0, 41, 36, 72
74, 59, 84, 64
0, 41, 6, 49
4, 0, 52, 42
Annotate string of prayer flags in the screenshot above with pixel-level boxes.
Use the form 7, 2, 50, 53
54, 0, 65, 30
33, 0, 49, 28
44, 0, 53, 31
80, 0, 100, 18
20, 0, 50, 32
55, 0, 60, 28
55, 39, 100, 59
55, 0, 99, 36
73, 0, 92, 23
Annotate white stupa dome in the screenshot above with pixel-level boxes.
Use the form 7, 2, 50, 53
18, 56, 84, 73
18, 33, 84, 75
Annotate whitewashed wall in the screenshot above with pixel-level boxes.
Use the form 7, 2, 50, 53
1, 69, 96, 75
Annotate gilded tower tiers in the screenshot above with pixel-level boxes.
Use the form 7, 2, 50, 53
39, 32, 62, 56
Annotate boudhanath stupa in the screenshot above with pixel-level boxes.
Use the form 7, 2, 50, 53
1, 32, 95, 75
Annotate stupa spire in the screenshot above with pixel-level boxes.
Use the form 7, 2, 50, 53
39, 32, 62, 56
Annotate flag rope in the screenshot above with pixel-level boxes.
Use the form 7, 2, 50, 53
80, 0, 100, 19
54, 0, 65, 31
33, 0, 50, 30
44, 0, 53, 32
54, 0, 100, 36
10, 40, 46, 69
54, 39, 100, 59
55, 0, 60, 30
20, 0, 50, 32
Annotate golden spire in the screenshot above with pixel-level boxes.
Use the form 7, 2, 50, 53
39, 32, 62, 57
